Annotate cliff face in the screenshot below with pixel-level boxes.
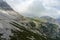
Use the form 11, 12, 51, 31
0, 0, 23, 20
0, 0, 21, 40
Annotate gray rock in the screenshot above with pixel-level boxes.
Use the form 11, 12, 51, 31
0, 0, 21, 40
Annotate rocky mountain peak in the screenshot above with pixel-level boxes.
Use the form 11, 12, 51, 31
0, 0, 13, 10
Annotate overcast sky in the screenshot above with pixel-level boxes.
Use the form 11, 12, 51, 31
4, 0, 60, 18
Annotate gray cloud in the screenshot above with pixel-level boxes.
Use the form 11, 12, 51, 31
5, 0, 60, 18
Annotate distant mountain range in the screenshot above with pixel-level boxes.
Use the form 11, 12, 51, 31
40, 16, 60, 25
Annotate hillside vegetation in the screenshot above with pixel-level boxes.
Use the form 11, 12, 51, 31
8, 17, 60, 40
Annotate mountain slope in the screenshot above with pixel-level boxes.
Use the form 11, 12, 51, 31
9, 19, 60, 40
0, 0, 23, 40
0, 0, 60, 40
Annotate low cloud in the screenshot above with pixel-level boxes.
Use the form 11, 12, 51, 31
5, 0, 60, 18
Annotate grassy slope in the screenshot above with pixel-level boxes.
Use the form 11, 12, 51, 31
9, 17, 60, 40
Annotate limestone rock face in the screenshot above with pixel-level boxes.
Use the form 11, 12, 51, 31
0, 0, 21, 40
